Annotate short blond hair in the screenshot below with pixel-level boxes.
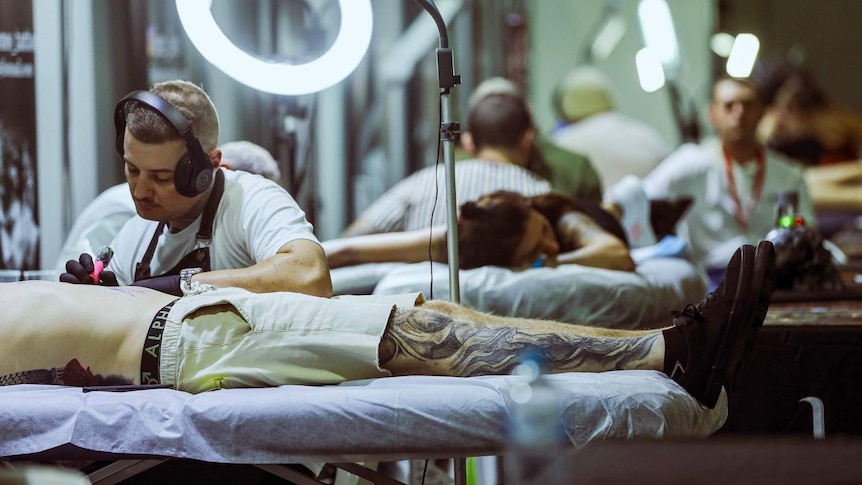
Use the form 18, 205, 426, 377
125, 80, 220, 152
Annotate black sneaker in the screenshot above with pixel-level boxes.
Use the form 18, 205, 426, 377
724, 240, 777, 390
668, 244, 756, 408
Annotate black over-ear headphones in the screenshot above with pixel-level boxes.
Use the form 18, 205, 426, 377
114, 90, 214, 198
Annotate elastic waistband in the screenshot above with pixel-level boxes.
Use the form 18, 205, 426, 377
141, 300, 177, 385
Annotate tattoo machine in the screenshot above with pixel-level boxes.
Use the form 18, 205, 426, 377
90, 247, 114, 283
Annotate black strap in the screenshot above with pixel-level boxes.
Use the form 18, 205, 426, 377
135, 221, 166, 281
134, 169, 225, 281
197, 167, 224, 241
0, 367, 64, 386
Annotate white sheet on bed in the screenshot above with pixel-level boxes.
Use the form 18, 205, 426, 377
331, 262, 409, 295
367, 258, 708, 329
0, 371, 725, 464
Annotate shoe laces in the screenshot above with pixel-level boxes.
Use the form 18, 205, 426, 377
669, 304, 703, 377
671, 303, 705, 326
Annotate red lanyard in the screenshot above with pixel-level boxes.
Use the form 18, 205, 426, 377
722, 146, 766, 231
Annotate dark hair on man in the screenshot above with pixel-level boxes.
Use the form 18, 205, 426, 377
457, 190, 532, 269
467, 93, 535, 152
457, 190, 629, 269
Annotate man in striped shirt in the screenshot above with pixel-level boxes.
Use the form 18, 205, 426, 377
342, 92, 553, 236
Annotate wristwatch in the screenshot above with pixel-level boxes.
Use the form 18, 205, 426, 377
180, 267, 203, 293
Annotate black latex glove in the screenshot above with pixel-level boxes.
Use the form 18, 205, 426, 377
131, 274, 183, 297
59, 253, 118, 286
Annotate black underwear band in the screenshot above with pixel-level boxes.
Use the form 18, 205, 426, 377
140, 300, 177, 385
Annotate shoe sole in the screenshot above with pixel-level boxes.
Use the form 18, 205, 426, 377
701, 244, 757, 408
724, 241, 777, 392
751, 241, 777, 330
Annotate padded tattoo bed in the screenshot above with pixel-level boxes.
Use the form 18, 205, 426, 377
332, 256, 708, 329
2, 256, 717, 483
1, 371, 726, 484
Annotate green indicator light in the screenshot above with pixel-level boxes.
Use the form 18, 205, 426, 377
779, 215, 794, 228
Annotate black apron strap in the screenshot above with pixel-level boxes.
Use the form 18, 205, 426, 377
135, 222, 166, 281
197, 168, 224, 242
134, 170, 225, 281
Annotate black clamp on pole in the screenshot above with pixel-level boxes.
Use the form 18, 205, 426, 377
440, 121, 460, 143
436, 47, 461, 93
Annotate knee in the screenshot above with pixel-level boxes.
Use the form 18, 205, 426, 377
392, 305, 454, 334
419, 299, 488, 323
419, 300, 461, 314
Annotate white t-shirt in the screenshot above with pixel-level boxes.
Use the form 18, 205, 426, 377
107, 169, 318, 285
642, 138, 814, 270
552, 111, 672, 189
358, 160, 553, 232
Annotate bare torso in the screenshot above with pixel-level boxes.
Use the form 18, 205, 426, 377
0, 281, 177, 385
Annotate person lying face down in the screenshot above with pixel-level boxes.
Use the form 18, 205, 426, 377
324, 191, 635, 272
457, 190, 634, 270
0, 242, 776, 410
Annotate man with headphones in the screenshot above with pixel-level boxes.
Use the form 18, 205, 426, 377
53, 140, 282, 271
59, 80, 331, 298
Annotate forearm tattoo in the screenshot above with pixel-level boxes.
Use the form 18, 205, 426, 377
557, 211, 606, 249
382, 308, 659, 377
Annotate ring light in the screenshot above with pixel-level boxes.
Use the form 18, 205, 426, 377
175, 0, 373, 95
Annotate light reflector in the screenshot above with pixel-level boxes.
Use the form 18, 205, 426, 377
726, 33, 760, 78
637, 0, 679, 77
635, 47, 665, 92
710, 32, 736, 58
175, 0, 373, 95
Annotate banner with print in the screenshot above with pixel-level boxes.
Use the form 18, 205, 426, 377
0, 0, 38, 271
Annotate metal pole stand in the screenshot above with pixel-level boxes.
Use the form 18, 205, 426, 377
436, 46, 461, 303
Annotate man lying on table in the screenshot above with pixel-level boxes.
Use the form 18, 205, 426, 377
0, 242, 775, 410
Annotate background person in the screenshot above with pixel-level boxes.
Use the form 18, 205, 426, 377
60, 80, 330, 297
756, 64, 862, 238
463, 77, 604, 202
218, 140, 282, 180
642, 77, 814, 287
757, 63, 862, 166
551, 66, 673, 190
325, 190, 634, 272
341, 91, 554, 237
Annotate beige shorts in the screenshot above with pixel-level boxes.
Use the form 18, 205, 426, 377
158, 287, 424, 393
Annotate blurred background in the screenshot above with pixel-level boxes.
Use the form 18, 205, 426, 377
1, 0, 860, 269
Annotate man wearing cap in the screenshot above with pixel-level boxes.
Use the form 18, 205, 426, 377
551, 66, 672, 189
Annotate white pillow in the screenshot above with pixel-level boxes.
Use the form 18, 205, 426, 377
373, 258, 708, 329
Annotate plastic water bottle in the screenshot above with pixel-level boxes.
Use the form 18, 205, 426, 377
505, 354, 568, 484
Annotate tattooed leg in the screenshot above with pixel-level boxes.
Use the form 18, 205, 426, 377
379, 301, 664, 378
